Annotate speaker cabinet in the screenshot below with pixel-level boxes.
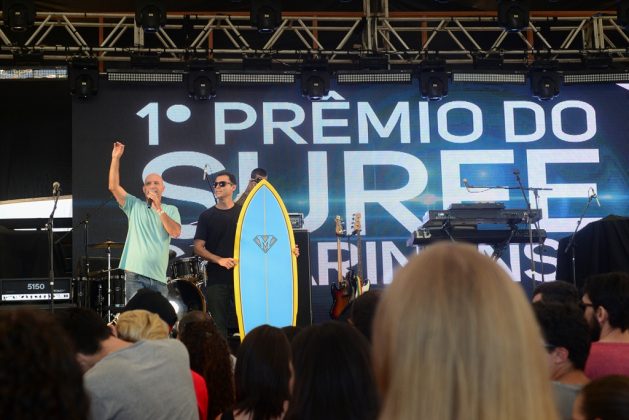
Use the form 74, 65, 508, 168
294, 229, 312, 326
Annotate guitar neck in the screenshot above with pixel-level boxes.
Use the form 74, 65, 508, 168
356, 232, 363, 280
336, 236, 343, 282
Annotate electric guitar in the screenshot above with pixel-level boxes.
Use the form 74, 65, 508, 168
351, 213, 370, 297
330, 215, 353, 319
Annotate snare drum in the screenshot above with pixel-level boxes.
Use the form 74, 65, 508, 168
172, 256, 203, 281
167, 279, 206, 319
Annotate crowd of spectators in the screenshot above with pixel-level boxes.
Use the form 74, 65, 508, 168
1, 242, 628, 420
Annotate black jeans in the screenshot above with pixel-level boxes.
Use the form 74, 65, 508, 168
205, 283, 233, 339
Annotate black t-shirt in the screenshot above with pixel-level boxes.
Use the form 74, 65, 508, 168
194, 204, 241, 285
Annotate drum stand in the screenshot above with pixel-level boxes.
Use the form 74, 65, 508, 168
106, 243, 112, 321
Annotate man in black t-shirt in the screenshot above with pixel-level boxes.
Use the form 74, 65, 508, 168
193, 170, 241, 338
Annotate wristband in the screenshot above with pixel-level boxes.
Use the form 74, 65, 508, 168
157, 209, 165, 216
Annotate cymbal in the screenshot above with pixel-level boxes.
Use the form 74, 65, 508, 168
88, 240, 124, 249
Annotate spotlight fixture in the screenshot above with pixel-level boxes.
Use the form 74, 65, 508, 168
618, 0, 629, 31
497, 0, 530, 32
418, 57, 449, 101
530, 59, 561, 101
187, 59, 217, 100
135, 0, 166, 33
250, 0, 281, 33
300, 58, 329, 101
68, 57, 99, 99
2, 0, 35, 32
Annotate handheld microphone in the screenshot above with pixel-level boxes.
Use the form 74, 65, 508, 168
203, 164, 208, 181
52, 181, 61, 195
590, 188, 601, 207
147, 189, 156, 209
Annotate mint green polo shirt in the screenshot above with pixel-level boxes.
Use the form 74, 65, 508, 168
118, 193, 181, 283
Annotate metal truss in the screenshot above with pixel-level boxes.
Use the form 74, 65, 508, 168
0, 8, 628, 68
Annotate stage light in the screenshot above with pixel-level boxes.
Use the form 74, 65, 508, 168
187, 59, 217, 100
219, 72, 295, 84
453, 71, 526, 84
418, 57, 449, 101
618, 0, 629, 30
300, 57, 329, 100
301, 70, 330, 100
69, 57, 99, 99
336, 70, 412, 84
2, 0, 35, 32
563, 71, 629, 84
135, 0, 166, 33
250, 0, 281, 33
530, 59, 561, 101
497, 0, 530, 32
107, 69, 184, 83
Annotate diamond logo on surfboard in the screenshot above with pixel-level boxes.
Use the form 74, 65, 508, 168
253, 235, 277, 253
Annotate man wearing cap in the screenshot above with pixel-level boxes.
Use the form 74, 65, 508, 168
121, 288, 178, 330
109, 141, 181, 302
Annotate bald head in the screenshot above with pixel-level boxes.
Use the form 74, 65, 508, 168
143, 173, 165, 199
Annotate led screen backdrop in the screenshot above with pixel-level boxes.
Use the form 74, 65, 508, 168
72, 79, 629, 322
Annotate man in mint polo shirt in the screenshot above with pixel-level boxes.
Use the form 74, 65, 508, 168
108, 141, 181, 301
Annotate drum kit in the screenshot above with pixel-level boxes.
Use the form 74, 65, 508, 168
168, 256, 207, 319
81, 241, 208, 321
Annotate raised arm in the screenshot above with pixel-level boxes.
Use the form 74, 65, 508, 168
234, 178, 258, 206
109, 142, 128, 207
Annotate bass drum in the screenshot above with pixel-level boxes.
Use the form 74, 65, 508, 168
167, 279, 206, 320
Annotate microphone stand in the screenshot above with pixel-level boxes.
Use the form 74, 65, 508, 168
203, 165, 218, 205
47, 187, 61, 313
513, 171, 540, 284
564, 193, 595, 287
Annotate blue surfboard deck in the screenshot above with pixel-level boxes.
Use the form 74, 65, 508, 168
233, 180, 298, 339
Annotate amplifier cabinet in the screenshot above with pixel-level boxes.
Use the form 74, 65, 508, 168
0, 277, 72, 302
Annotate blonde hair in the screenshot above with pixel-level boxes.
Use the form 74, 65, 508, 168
372, 242, 559, 420
115, 309, 169, 342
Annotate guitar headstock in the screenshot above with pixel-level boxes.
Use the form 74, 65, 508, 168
351, 212, 362, 236
335, 215, 345, 236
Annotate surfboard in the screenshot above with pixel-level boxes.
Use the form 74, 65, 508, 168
233, 179, 298, 339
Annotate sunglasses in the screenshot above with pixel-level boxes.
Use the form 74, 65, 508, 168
213, 181, 233, 188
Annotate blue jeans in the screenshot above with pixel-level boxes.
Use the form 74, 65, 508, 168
125, 271, 169, 303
